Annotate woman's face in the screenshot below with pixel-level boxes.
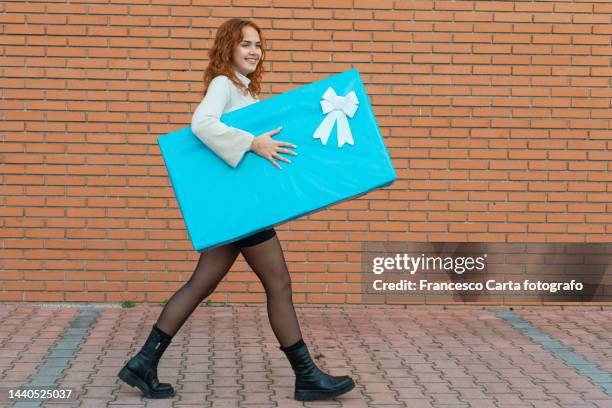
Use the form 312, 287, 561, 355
232, 25, 262, 76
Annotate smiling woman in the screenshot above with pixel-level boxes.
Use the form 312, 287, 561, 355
199, 20, 266, 101
233, 28, 261, 75
229, 26, 261, 98
117, 18, 355, 403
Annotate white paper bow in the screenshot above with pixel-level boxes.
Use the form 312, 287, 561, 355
313, 87, 359, 147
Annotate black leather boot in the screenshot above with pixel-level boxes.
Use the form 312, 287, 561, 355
117, 324, 175, 399
280, 338, 355, 401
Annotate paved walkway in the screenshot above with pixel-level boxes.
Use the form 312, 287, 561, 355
0, 304, 610, 408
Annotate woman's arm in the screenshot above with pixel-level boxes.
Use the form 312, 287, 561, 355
190, 76, 255, 168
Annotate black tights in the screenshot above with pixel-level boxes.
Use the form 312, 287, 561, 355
155, 234, 303, 349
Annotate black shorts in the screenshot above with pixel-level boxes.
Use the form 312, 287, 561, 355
230, 228, 276, 248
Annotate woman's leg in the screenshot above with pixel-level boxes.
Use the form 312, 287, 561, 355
119, 244, 240, 398
239, 233, 355, 401
239, 235, 303, 348
156, 243, 241, 336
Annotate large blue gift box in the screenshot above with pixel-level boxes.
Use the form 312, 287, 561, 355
158, 68, 396, 252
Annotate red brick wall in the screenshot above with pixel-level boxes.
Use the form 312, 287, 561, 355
1, 1, 610, 304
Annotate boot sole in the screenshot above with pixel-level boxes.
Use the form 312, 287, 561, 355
294, 378, 356, 401
118, 366, 175, 399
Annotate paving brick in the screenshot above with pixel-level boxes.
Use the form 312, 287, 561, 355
0, 305, 609, 408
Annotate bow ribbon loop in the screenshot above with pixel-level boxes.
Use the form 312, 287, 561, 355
313, 87, 359, 147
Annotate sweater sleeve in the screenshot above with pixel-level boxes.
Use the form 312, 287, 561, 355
190, 76, 255, 168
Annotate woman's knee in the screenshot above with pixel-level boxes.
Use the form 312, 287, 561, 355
184, 278, 216, 301
267, 276, 293, 299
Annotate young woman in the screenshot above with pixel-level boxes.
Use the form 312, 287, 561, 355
117, 18, 356, 402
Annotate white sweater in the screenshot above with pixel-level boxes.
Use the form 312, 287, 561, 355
190, 70, 260, 168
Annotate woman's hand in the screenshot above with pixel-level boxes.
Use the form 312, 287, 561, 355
249, 126, 297, 169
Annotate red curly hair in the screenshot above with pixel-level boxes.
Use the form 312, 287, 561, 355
201, 18, 265, 99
